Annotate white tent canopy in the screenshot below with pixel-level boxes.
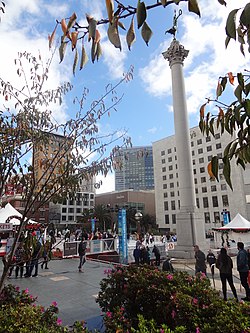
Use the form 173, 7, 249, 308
214, 213, 250, 231
0, 203, 38, 225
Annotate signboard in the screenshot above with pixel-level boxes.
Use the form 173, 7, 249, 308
222, 210, 230, 225
0, 223, 13, 231
167, 242, 175, 250
118, 209, 128, 264
64, 242, 77, 256
91, 218, 96, 233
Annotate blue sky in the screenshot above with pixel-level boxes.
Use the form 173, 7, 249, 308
0, 0, 249, 193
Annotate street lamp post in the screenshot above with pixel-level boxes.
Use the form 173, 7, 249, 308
134, 212, 143, 240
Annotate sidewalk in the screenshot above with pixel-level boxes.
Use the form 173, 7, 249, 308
0, 257, 112, 331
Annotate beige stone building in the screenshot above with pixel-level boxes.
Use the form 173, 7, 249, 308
153, 126, 250, 235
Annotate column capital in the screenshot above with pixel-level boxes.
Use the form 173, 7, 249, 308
162, 39, 189, 67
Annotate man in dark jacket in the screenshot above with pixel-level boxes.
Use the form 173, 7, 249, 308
237, 242, 250, 301
194, 245, 206, 275
207, 249, 216, 275
152, 245, 161, 266
78, 238, 87, 272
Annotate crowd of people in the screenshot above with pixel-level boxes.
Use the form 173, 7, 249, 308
194, 242, 250, 302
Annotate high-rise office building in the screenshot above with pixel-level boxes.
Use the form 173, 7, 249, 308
153, 126, 250, 235
115, 146, 154, 191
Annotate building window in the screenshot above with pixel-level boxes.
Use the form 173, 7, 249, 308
222, 195, 229, 206
164, 201, 168, 211
192, 151, 195, 156
214, 211, 220, 224
163, 175, 167, 181
203, 197, 209, 208
216, 143, 222, 149
169, 174, 173, 179
162, 159, 165, 164
163, 184, 167, 189
221, 184, 227, 191
169, 165, 173, 171
168, 148, 172, 154
219, 163, 223, 169
196, 198, 200, 208
202, 187, 207, 193
211, 185, 217, 191
200, 167, 205, 173
168, 157, 172, 162
204, 212, 210, 223
201, 177, 206, 183
170, 183, 174, 188
194, 178, 197, 184
164, 192, 168, 198
206, 136, 211, 142
165, 215, 169, 224
207, 146, 212, 152
62, 216, 66, 221
220, 174, 225, 180
69, 208, 74, 213
171, 201, 176, 210
191, 141, 194, 147
170, 191, 175, 197
198, 148, 203, 154
62, 207, 67, 213
208, 155, 212, 161
195, 188, 198, 194
176, 173, 178, 178
197, 139, 202, 145
193, 169, 197, 175
161, 150, 165, 156
212, 196, 218, 207
199, 157, 204, 163
215, 133, 220, 139
172, 214, 176, 224
193, 159, 196, 165
162, 167, 166, 172
217, 153, 223, 158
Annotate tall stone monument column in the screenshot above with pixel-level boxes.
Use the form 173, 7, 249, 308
162, 39, 207, 257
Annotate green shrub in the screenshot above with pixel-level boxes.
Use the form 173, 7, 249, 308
0, 284, 87, 333
96, 265, 250, 333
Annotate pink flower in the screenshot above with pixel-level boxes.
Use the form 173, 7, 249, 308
166, 274, 173, 280
196, 327, 200, 333
160, 329, 164, 333
15, 286, 20, 292
192, 298, 198, 305
171, 310, 176, 318
24, 288, 29, 294
106, 311, 112, 318
57, 318, 62, 326
51, 301, 58, 307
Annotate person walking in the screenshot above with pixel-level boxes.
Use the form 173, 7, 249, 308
194, 245, 206, 275
207, 249, 216, 276
78, 238, 87, 272
152, 245, 161, 266
216, 247, 238, 301
237, 242, 250, 301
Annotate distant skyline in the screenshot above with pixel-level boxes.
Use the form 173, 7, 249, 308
0, 1, 249, 194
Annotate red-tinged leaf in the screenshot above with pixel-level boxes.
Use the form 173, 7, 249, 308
48, 24, 57, 50
200, 103, 206, 118
67, 12, 77, 31
108, 112, 110, 117
61, 18, 67, 35
228, 72, 234, 85
106, 0, 114, 23
73, 48, 79, 76
71, 31, 78, 51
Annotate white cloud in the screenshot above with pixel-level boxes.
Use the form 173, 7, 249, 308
139, 0, 249, 116
96, 172, 115, 194
148, 127, 157, 134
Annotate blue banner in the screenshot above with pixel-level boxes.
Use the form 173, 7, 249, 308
222, 211, 229, 225
91, 218, 96, 232
118, 209, 128, 264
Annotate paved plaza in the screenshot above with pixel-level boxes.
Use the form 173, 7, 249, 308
0, 253, 248, 332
